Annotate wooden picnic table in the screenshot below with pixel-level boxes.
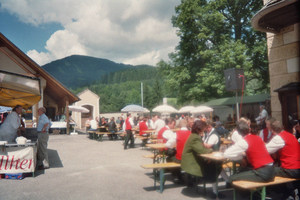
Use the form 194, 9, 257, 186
220, 138, 233, 145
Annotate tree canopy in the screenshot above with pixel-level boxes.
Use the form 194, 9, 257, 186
159, 0, 269, 104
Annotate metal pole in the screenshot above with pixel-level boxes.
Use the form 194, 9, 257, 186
236, 91, 239, 121
141, 82, 143, 107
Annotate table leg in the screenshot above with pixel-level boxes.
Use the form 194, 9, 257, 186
159, 168, 165, 193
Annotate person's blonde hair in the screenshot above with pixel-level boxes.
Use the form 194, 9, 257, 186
179, 119, 188, 128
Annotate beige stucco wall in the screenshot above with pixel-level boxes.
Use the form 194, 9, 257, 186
73, 89, 100, 128
267, 23, 300, 121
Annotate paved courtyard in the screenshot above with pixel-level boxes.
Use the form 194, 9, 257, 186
0, 133, 281, 200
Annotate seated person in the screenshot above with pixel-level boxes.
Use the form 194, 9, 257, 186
181, 121, 223, 198
138, 117, 148, 136
259, 117, 276, 143
165, 119, 191, 183
99, 117, 108, 132
293, 119, 300, 140
231, 117, 250, 144
266, 121, 300, 178
88, 117, 97, 131
224, 121, 275, 183
227, 114, 233, 122
203, 120, 229, 195
107, 117, 117, 140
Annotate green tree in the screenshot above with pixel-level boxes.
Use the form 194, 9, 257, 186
152, 79, 163, 106
160, 0, 268, 104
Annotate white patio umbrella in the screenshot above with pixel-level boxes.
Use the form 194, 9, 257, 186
178, 106, 196, 113
121, 104, 150, 113
68, 105, 89, 113
190, 106, 213, 114
152, 105, 178, 113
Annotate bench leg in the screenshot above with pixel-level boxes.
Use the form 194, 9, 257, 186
233, 188, 236, 200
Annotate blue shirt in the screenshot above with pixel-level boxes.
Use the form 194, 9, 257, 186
37, 114, 50, 132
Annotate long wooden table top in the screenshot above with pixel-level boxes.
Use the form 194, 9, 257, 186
145, 143, 166, 150
198, 152, 226, 161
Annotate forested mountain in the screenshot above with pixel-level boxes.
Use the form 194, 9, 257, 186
41, 55, 149, 89
41, 54, 167, 113
72, 66, 167, 113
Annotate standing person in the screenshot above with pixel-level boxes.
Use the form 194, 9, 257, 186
124, 113, 135, 150
259, 117, 276, 143
37, 107, 50, 170
0, 105, 25, 142
224, 121, 275, 183
108, 117, 117, 140
256, 105, 268, 129
293, 119, 300, 140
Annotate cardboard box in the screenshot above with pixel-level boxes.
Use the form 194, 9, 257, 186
53, 129, 60, 135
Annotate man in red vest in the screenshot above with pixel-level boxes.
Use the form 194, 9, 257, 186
224, 121, 275, 182
266, 121, 300, 178
259, 117, 276, 143
266, 121, 300, 198
124, 113, 135, 150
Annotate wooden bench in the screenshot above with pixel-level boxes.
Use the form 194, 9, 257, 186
232, 176, 299, 200
141, 162, 181, 193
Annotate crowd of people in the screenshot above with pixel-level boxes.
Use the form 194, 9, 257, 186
126, 113, 300, 199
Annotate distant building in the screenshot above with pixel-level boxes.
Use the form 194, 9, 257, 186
73, 89, 100, 128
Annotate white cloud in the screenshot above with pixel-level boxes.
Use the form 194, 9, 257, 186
1, 0, 181, 66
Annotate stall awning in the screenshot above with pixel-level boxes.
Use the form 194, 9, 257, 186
202, 93, 270, 107
0, 70, 41, 108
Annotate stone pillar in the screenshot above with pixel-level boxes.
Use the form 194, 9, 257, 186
267, 23, 300, 121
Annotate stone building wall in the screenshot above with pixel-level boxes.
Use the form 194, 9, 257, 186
266, 23, 300, 121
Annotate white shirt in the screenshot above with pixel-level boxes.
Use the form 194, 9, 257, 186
90, 119, 97, 129
224, 138, 249, 161
153, 119, 165, 135
265, 135, 285, 154
231, 130, 243, 143
163, 126, 176, 148
203, 128, 219, 145
259, 129, 272, 141
0, 111, 21, 142
261, 109, 268, 119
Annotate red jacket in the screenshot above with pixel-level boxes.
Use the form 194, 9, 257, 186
244, 134, 273, 169
139, 121, 148, 135
278, 131, 300, 169
175, 129, 191, 160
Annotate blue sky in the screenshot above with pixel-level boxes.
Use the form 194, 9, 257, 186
0, 10, 63, 53
0, 0, 181, 66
